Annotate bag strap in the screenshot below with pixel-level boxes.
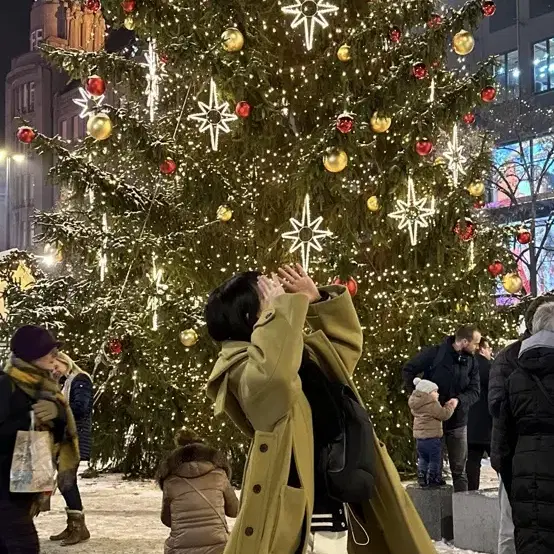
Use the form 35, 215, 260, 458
180, 477, 229, 533
529, 372, 554, 409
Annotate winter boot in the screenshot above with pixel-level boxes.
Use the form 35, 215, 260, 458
50, 508, 72, 541
60, 510, 90, 546
428, 473, 446, 488
417, 471, 428, 487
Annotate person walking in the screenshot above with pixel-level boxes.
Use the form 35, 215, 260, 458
49, 352, 92, 546
205, 265, 436, 554
492, 302, 554, 554
158, 428, 239, 554
466, 337, 493, 491
408, 378, 455, 487
489, 295, 554, 554
403, 325, 481, 492
0, 325, 80, 554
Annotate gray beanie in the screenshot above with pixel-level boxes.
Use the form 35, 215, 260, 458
413, 377, 438, 395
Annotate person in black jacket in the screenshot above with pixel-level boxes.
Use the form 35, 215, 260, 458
403, 325, 481, 492
492, 303, 554, 554
466, 337, 493, 491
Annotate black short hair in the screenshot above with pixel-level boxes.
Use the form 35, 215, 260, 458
455, 325, 479, 342
205, 271, 261, 342
479, 337, 490, 350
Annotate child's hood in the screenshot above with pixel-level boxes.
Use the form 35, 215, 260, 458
409, 390, 437, 412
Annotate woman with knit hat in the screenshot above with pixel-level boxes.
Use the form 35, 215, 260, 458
0, 325, 80, 554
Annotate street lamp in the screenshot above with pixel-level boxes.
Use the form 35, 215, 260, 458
0, 150, 26, 249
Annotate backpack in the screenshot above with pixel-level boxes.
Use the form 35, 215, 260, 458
320, 382, 376, 504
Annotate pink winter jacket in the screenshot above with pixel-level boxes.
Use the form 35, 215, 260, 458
159, 443, 239, 554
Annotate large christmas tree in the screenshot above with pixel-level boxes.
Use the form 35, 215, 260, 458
1, 0, 517, 476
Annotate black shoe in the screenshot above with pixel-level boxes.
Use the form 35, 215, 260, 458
428, 474, 446, 488
417, 471, 428, 487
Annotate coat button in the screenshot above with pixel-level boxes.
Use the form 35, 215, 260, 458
245, 527, 254, 536
253, 484, 262, 494
260, 444, 268, 453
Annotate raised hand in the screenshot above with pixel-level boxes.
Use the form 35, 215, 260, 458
257, 274, 285, 309
277, 264, 321, 303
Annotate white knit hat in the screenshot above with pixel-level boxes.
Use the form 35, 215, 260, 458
413, 377, 438, 395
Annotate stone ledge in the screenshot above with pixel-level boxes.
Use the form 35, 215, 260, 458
407, 484, 454, 541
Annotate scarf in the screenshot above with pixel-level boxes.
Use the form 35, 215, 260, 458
4, 357, 81, 491
57, 352, 92, 404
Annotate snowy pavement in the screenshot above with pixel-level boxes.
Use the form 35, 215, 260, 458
37, 468, 498, 553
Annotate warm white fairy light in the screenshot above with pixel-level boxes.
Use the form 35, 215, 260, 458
281, 194, 332, 271
188, 79, 238, 151
73, 87, 105, 119
147, 254, 164, 331
281, 0, 338, 51
388, 176, 435, 246
444, 124, 467, 186
144, 39, 162, 123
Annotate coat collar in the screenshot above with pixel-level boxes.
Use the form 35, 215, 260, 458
520, 329, 554, 357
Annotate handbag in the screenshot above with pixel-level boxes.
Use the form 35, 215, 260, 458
10, 412, 55, 494
181, 477, 230, 534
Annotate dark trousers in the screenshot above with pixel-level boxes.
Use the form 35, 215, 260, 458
62, 479, 83, 511
442, 426, 469, 492
0, 491, 39, 554
466, 443, 491, 491
416, 438, 442, 478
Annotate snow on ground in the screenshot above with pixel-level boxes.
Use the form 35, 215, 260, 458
37, 465, 498, 554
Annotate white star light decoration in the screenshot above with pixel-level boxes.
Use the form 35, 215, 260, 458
444, 124, 467, 186
188, 79, 238, 151
144, 39, 163, 123
73, 87, 105, 119
388, 177, 435, 246
147, 254, 165, 331
282, 0, 338, 51
282, 194, 332, 271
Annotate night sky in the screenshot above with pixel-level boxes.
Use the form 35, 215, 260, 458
0, 0, 34, 143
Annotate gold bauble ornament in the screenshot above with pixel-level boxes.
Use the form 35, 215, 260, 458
217, 205, 233, 222
323, 148, 348, 173
434, 156, 446, 166
502, 273, 523, 295
222, 28, 245, 52
123, 16, 135, 30
370, 112, 392, 133
87, 113, 113, 141
337, 44, 351, 62
453, 30, 475, 56
467, 181, 485, 197
180, 329, 199, 347
366, 196, 380, 212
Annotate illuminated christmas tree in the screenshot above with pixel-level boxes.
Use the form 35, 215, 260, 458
0, 0, 517, 475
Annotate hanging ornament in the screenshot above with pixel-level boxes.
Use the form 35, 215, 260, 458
323, 148, 348, 173
336, 114, 354, 134
333, 277, 358, 297
463, 112, 476, 125
467, 181, 485, 197
412, 62, 428, 80
73, 86, 105, 119
337, 44, 351, 62
108, 338, 123, 356
482, 1, 496, 16
235, 101, 252, 118
389, 27, 402, 43
121, 0, 136, 13
17, 126, 36, 144
473, 199, 485, 209
367, 196, 380, 212
427, 13, 443, 28
160, 54, 169, 64
434, 156, 446, 166
453, 30, 475, 56
488, 260, 504, 277
180, 329, 199, 347
503, 273, 523, 295
281, 1, 339, 51
160, 158, 177, 175
481, 86, 497, 103
123, 16, 135, 30
86, 113, 113, 141
221, 27, 245, 52
86, 75, 106, 97
516, 228, 532, 245
415, 138, 434, 156
454, 219, 476, 242
85, 0, 101, 13
370, 112, 392, 133
217, 205, 233, 222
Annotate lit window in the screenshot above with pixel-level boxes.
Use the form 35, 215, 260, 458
22, 83, 28, 113
534, 38, 554, 92
30, 29, 43, 51
494, 50, 520, 102
29, 82, 35, 111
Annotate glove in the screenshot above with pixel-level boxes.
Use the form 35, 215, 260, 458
32, 400, 59, 423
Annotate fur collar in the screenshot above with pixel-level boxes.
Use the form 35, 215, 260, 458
157, 442, 231, 488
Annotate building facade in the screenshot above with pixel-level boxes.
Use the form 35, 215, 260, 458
1, 0, 105, 251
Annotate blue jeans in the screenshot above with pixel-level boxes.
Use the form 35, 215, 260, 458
417, 438, 442, 478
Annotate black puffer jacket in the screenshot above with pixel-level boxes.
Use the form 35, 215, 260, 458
492, 337, 554, 554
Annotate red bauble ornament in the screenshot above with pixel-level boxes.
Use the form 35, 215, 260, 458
121, 0, 136, 13
482, 1, 496, 16
108, 338, 123, 356
516, 229, 532, 245
333, 277, 358, 297
389, 27, 402, 43
463, 112, 476, 124
428, 13, 443, 28
235, 101, 252, 118
412, 62, 428, 80
17, 126, 36, 144
85, 0, 101, 12
160, 53, 169, 64
454, 219, 476, 242
481, 86, 497, 103
86, 75, 106, 97
415, 139, 434, 156
488, 260, 504, 277
336, 114, 354, 134
473, 199, 485, 209
160, 158, 177, 175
